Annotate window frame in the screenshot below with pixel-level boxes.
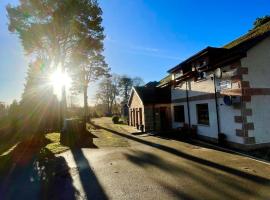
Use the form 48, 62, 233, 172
196, 103, 210, 125
174, 105, 185, 123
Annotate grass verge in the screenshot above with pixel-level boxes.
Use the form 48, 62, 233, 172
44, 132, 69, 154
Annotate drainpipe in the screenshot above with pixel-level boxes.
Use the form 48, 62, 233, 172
185, 81, 191, 128
213, 74, 221, 136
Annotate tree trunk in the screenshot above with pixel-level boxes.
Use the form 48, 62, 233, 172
62, 86, 67, 117
83, 85, 88, 123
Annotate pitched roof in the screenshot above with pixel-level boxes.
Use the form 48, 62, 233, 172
224, 21, 270, 49
157, 75, 171, 87
168, 47, 227, 73
144, 81, 159, 87
131, 86, 171, 105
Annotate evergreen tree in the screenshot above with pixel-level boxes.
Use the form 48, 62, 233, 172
118, 75, 144, 104
20, 59, 60, 136
7, 0, 107, 125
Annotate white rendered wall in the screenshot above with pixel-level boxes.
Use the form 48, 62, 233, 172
247, 96, 270, 143
241, 37, 270, 144
171, 71, 244, 143
171, 82, 186, 100
171, 103, 189, 129
218, 98, 243, 144
242, 37, 270, 88
189, 99, 218, 139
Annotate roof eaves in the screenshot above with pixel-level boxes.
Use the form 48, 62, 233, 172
167, 46, 218, 73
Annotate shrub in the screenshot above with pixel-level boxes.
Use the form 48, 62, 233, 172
112, 115, 120, 124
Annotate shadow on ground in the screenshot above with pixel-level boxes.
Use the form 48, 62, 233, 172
132, 130, 238, 154
71, 148, 108, 200
124, 150, 270, 200
92, 122, 270, 199
132, 127, 270, 162
0, 130, 108, 200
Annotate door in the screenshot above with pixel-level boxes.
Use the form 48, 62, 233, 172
160, 107, 169, 131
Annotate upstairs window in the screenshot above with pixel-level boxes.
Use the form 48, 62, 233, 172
174, 105, 185, 123
174, 70, 183, 79
196, 104, 209, 125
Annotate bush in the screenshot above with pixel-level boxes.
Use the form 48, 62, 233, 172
112, 115, 120, 124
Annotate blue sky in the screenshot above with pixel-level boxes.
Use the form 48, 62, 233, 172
0, 0, 269, 105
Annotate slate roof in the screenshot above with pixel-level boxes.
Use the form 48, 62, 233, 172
133, 86, 171, 105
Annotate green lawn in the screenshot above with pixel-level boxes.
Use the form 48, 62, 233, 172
44, 132, 69, 154
89, 117, 135, 148
0, 118, 131, 175
91, 127, 129, 147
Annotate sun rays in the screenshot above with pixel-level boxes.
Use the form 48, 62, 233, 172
49, 67, 71, 100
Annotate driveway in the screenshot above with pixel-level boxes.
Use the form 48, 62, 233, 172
57, 118, 270, 200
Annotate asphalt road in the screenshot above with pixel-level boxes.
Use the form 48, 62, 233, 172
57, 118, 270, 200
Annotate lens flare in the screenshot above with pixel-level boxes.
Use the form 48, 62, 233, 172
50, 68, 71, 100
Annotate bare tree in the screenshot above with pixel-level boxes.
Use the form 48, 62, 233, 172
71, 54, 109, 122
96, 75, 119, 116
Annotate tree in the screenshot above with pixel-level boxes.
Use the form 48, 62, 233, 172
118, 75, 133, 105
253, 15, 270, 29
132, 77, 144, 87
71, 53, 109, 122
96, 76, 119, 116
8, 100, 21, 135
118, 75, 144, 104
7, 0, 106, 125
0, 102, 7, 118
20, 59, 60, 136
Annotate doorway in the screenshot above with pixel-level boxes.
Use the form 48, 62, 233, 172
159, 107, 169, 131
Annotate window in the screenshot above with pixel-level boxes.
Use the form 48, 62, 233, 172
174, 105, 185, 122
175, 70, 183, 79
196, 104, 209, 125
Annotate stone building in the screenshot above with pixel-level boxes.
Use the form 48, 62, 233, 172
128, 83, 171, 132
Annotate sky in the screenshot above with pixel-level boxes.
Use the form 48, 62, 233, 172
0, 0, 269, 105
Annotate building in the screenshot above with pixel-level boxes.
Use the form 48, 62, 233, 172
128, 82, 171, 132
169, 21, 270, 149
128, 21, 270, 149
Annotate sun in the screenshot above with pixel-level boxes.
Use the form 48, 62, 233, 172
49, 68, 71, 99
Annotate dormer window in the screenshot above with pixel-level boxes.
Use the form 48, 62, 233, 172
194, 58, 208, 72
175, 70, 183, 79
198, 59, 206, 67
